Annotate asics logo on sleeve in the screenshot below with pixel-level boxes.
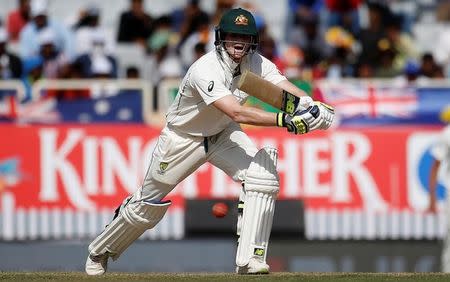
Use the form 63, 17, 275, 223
208, 81, 214, 92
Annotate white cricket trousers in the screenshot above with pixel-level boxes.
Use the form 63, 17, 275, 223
138, 123, 258, 201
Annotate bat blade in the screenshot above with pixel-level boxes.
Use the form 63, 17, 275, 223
237, 70, 284, 109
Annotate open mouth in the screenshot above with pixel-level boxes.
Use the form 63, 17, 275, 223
234, 44, 245, 51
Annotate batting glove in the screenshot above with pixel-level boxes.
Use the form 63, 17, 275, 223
296, 96, 314, 111
314, 101, 335, 130
277, 105, 320, 135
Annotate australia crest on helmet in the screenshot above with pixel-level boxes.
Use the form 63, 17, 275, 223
235, 14, 248, 26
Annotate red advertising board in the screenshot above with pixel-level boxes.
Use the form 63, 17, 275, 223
0, 124, 446, 240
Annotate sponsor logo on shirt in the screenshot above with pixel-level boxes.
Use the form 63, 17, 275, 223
208, 81, 214, 92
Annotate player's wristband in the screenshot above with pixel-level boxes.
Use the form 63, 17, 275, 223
276, 113, 286, 127
281, 90, 300, 115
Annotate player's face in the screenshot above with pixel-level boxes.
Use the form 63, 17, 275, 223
223, 33, 253, 62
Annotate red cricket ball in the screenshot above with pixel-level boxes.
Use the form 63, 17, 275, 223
212, 202, 228, 218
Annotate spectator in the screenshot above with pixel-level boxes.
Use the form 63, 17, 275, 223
73, 3, 100, 30
126, 66, 140, 78
324, 26, 356, 78
257, 32, 285, 77
6, 0, 31, 41
357, 2, 388, 68
55, 59, 90, 101
420, 53, 444, 78
38, 28, 70, 79
325, 0, 362, 36
0, 27, 23, 110
19, 0, 75, 60
117, 0, 153, 46
91, 55, 115, 78
73, 31, 118, 78
286, 0, 324, 43
144, 29, 183, 87
151, 15, 173, 38
193, 42, 206, 61
388, 0, 417, 34
258, 34, 277, 63
393, 59, 429, 86
73, 4, 115, 56
0, 28, 22, 80
290, 14, 332, 68
279, 45, 304, 79
374, 41, 400, 78
178, 12, 213, 69
21, 56, 43, 101
171, 0, 209, 47
384, 14, 419, 72
326, 47, 355, 79
433, 25, 450, 77
289, 0, 323, 25
402, 60, 424, 82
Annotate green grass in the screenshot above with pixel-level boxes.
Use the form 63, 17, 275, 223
1, 272, 450, 282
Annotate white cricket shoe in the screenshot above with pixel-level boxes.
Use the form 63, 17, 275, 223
85, 254, 108, 275
236, 258, 270, 274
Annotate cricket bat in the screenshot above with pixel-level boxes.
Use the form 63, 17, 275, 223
237, 70, 300, 114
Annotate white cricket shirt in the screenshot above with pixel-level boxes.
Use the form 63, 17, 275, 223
166, 50, 286, 136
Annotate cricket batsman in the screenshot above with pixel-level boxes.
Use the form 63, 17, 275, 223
428, 106, 450, 272
85, 7, 334, 275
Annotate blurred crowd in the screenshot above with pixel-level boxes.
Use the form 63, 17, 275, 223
1, 0, 450, 102
283, 0, 450, 86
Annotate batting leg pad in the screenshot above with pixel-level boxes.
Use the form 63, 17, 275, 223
236, 185, 245, 237
88, 200, 171, 260
236, 147, 279, 268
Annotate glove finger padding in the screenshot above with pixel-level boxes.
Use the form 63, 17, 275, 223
315, 102, 335, 130
303, 105, 322, 131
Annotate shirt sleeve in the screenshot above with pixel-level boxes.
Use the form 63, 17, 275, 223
190, 64, 232, 105
260, 55, 287, 85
